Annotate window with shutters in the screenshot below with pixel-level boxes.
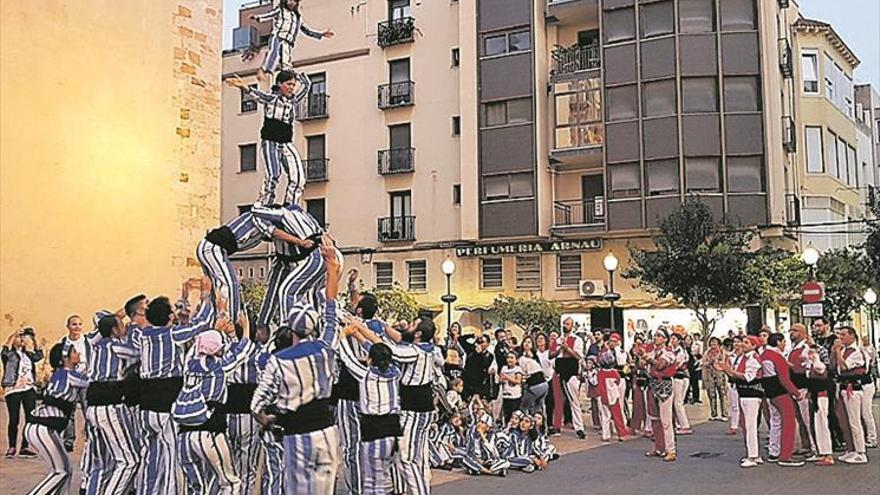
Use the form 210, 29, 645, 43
407, 260, 427, 291
481, 258, 503, 289
557, 254, 582, 288
375, 262, 393, 289
515, 255, 541, 290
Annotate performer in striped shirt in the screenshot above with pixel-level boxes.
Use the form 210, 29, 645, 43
135, 282, 214, 495
251, 239, 342, 495
83, 313, 140, 495
339, 320, 403, 495
174, 314, 253, 495
259, 326, 294, 495
462, 414, 509, 477
250, 202, 343, 322
24, 342, 89, 495
226, 71, 311, 207
250, 0, 333, 76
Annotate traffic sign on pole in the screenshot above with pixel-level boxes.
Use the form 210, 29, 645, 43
802, 281, 825, 304
802, 303, 824, 317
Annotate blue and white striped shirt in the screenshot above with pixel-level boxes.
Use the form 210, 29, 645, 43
383, 338, 442, 386
254, 3, 324, 44
31, 369, 89, 419
227, 212, 273, 252
89, 337, 139, 382
136, 302, 214, 380
250, 203, 324, 258
244, 73, 311, 126
251, 299, 339, 414
180, 337, 254, 407
338, 338, 400, 416
229, 341, 265, 384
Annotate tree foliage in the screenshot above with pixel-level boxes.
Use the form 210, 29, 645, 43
492, 294, 563, 335
623, 197, 753, 339
372, 284, 420, 323
815, 247, 872, 328
744, 247, 809, 310
241, 279, 268, 318
865, 191, 880, 286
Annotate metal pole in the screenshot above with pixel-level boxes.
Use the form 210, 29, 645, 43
871, 305, 876, 350
445, 273, 452, 334
609, 269, 616, 333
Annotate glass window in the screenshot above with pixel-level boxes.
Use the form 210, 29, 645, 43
557, 254, 582, 288
805, 126, 824, 173
836, 138, 847, 181
606, 85, 638, 121
682, 77, 718, 113
481, 258, 503, 289
727, 156, 764, 192
515, 255, 541, 290
241, 84, 258, 113
679, 0, 715, 33
646, 159, 680, 196
453, 184, 461, 205
452, 116, 461, 136
604, 7, 635, 44
484, 34, 506, 56
642, 79, 676, 117
451, 47, 460, 67
608, 162, 641, 198
482, 101, 506, 126
802, 53, 819, 93
407, 260, 427, 291
239, 144, 257, 172
507, 98, 532, 123
375, 262, 393, 290
685, 157, 721, 192
826, 130, 838, 179
508, 31, 531, 52
720, 0, 756, 31
723, 76, 761, 112
824, 54, 835, 101
510, 173, 534, 198
484, 175, 509, 200
640, 0, 674, 39
847, 146, 858, 187
306, 198, 326, 227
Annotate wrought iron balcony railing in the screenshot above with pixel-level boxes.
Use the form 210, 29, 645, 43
378, 147, 415, 175
378, 81, 415, 109
378, 215, 416, 242
378, 17, 415, 48
304, 158, 328, 183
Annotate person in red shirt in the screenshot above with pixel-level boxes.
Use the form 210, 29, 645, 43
786, 324, 815, 458
760, 333, 804, 467
641, 328, 677, 462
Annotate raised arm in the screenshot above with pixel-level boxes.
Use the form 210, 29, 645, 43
299, 21, 325, 40
251, 356, 280, 415
222, 337, 255, 374
319, 239, 341, 346
171, 295, 214, 344
68, 370, 90, 389
252, 6, 280, 23
338, 336, 368, 381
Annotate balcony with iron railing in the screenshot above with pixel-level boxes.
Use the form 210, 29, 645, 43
378, 81, 415, 109
378, 17, 415, 48
378, 215, 416, 242
778, 37, 792, 78
550, 44, 600, 82
782, 116, 796, 153
551, 197, 605, 234
296, 93, 329, 121
304, 158, 328, 183
378, 147, 415, 175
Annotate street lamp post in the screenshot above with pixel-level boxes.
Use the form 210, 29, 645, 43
603, 252, 621, 334
441, 259, 457, 335
865, 288, 877, 349
801, 243, 820, 325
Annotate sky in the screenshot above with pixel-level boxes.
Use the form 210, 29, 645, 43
222, 0, 880, 87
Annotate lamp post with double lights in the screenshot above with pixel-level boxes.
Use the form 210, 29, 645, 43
864, 288, 877, 349
441, 259, 457, 334
603, 251, 621, 334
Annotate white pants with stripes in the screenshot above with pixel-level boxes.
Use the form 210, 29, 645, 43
140, 410, 178, 495
258, 257, 292, 326
126, 405, 143, 493
282, 425, 339, 495
261, 35, 294, 73
562, 375, 584, 432
795, 393, 815, 452
261, 430, 285, 495
84, 405, 138, 494
178, 430, 241, 495
196, 239, 241, 322
813, 394, 833, 456
861, 383, 877, 445
227, 413, 260, 495
259, 140, 304, 206
727, 387, 740, 431
672, 378, 691, 429
24, 423, 71, 495
337, 399, 362, 494
740, 397, 761, 459
360, 437, 398, 495
396, 411, 433, 495
278, 247, 343, 323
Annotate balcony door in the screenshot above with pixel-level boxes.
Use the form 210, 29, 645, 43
389, 124, 411, 171
308, 72, 326, 116
578, 30, 600, 48
389, 191, 412, 239
581, 174, 604, 223
389, 0, 411, 19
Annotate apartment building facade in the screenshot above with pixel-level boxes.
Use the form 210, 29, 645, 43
221, 0, 830, 330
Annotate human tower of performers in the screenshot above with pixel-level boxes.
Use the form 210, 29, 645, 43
15, 0, 876, 494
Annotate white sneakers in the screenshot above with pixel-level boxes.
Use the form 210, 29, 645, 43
839, 452, 868, 464
740, 458, 760, 468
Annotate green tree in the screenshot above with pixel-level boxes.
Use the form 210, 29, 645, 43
240, 279, 268, 318
865, 191, 880, 286
744, 247, 809, 314
492, 294, 562, 335
372, 284, 420, 323
815, 247, 872, 328
623, 197, 753, 340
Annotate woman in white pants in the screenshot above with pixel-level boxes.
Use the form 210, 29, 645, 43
718, 335, 764, 468
805, 346, 835, 466
725, 337, 744, 436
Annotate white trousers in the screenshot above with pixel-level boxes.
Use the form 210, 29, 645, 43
728, 387, 740, 431
840, 389, 867, 454
861, 383, 877, 445
227, 413, 261, 495
140, 410, 178, 495
768, 399, 782, 457
657, 395, 675, 453
740, 398, 761, 459
178, 430, 242, 495
25, 423, 71, 495
283, 425, 339, 495
85, 405, 138, 495
813, 395, 832, 456
672, 378, 691, 429
563, 375, 585, 432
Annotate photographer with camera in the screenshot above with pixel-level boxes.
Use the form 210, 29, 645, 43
2, 326, 43, 458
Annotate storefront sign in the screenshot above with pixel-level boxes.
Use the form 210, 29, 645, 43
455, 239, 603, 257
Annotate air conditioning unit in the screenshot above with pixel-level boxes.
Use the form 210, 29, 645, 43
578, 279, 605, 298
233, 26, 258, 51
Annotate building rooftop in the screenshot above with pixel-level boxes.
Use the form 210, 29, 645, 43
794, 16, 860, 68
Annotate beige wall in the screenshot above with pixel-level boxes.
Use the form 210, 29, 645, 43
1, 0, 222, 341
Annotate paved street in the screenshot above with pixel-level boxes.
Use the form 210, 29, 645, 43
0, 400, 876, 494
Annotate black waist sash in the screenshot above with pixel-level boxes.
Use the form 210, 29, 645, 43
276, 398, 335, 435
332, 366, 360, 402
226, 383, 258, 414
400, 384, 434, 413
87, 381, 126, 406
555, 357, 578, 380
736, 379, 764, 398
205, 226, 239, 255
525, 373, 545, 387
761, 376, 785, 399
178, 401, 228, 434
29, 396, 75, 432
791, 372, 808, 389
275, 234, 322, 264
261, 118, 293, 143
836, 374, 864, 391
360, 413, 402, 441
123, 365, 141, 407
140, 377, 184, 413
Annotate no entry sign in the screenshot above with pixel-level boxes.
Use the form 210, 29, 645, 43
802, 281, 825, 304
